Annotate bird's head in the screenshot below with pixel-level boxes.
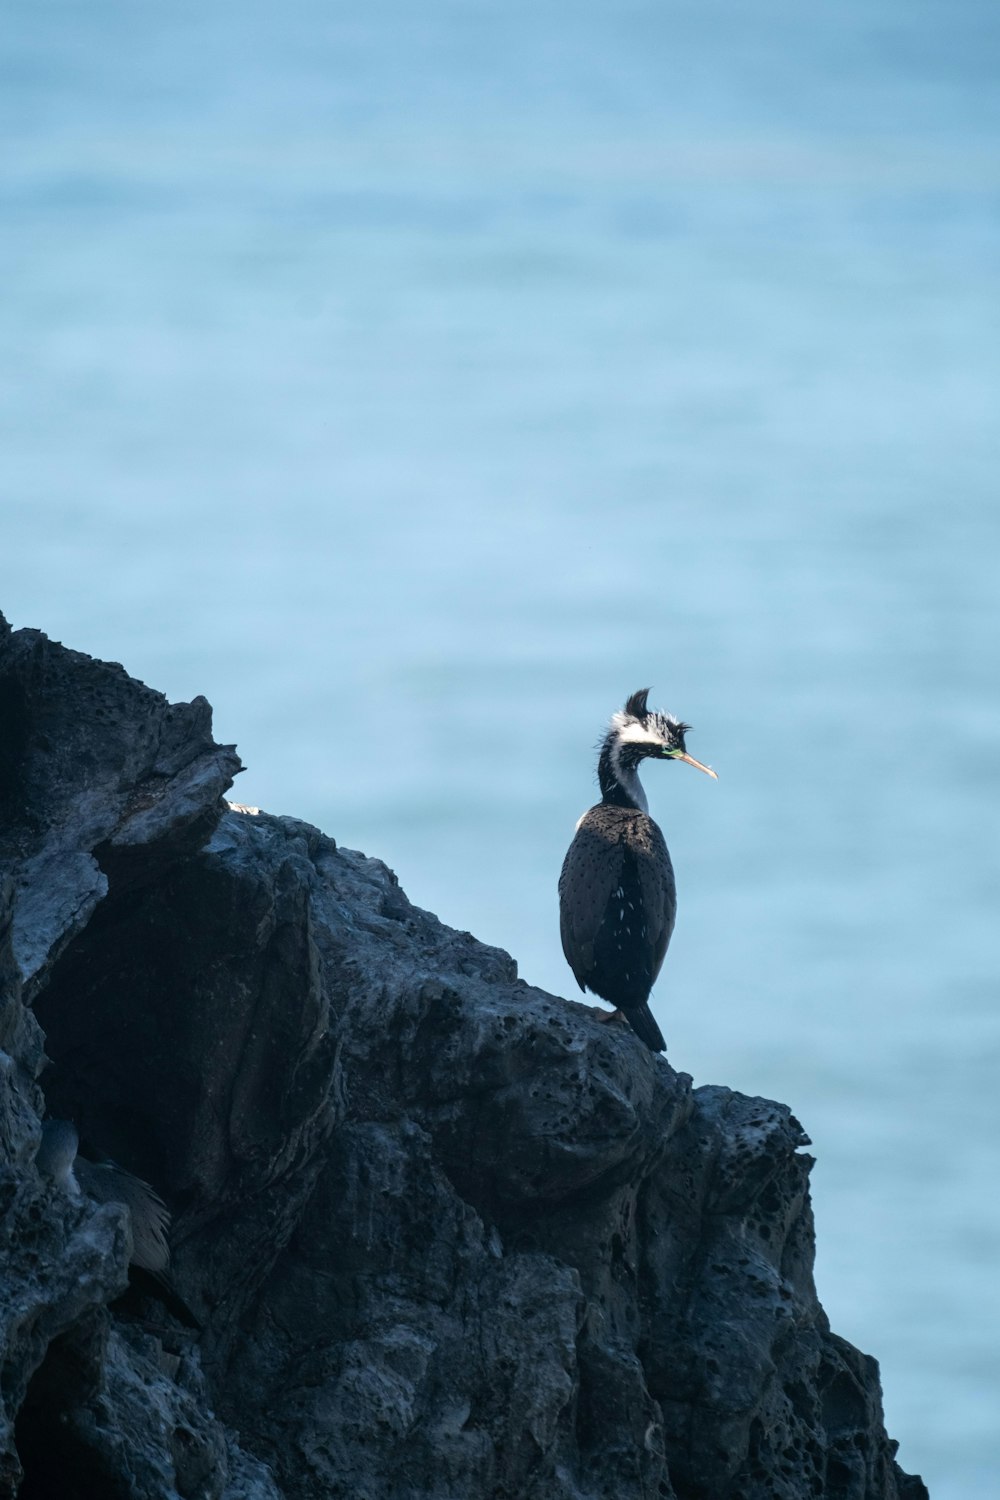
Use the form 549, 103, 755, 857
35, 1118, 81, 1193
598, 688, 717, 807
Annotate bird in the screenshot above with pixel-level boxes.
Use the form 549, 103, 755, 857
558, 688, 717, 1052
35, 1118, 171, 1273
36, 1118, 199, 1327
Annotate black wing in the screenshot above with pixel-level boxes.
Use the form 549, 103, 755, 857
558, 810, 627, 992
630, 815, 676, 987
75, 1159, 171, 1273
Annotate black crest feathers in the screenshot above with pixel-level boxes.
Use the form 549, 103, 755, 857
624, 688, 651, 720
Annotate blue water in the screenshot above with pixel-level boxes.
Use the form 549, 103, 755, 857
3, 3, 999, 1492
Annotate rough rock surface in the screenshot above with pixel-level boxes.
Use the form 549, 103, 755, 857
0, 612, 927, 1500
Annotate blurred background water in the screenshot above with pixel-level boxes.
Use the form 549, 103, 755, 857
3, 1, 999, 1492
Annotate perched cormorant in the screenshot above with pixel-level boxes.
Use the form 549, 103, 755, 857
558, 688, 717, 1052
36, 1118, 199, 1326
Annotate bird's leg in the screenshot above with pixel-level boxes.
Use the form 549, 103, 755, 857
590, 1006, 628, 1026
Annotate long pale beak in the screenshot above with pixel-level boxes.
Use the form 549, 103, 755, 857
673, 751, 718, 780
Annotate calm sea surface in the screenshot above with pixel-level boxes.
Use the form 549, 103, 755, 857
3, 3, 999, 1492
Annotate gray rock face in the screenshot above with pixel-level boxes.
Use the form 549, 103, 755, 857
0, 612, 927, 1500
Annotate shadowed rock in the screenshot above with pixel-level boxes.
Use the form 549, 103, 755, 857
0, 612, 928, 1500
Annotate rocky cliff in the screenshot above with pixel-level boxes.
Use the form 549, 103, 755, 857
0, 613, 927, 1500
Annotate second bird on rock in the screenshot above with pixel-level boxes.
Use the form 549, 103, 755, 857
558, 688, 717, 1052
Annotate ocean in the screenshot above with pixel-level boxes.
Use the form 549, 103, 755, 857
3, 2, 999, 1492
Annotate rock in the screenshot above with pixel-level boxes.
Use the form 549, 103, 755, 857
0, 611, 927, 1499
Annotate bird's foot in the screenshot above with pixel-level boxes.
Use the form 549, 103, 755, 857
590, 1006, 628, 1026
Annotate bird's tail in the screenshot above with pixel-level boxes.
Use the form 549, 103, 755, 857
626, 1002, 666, 1053
130, 1266, 203, 1330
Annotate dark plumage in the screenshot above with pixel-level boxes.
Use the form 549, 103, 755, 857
36, 1118, 200, 1327
558, 688, 717, 1052
36, 1118, 170, 1272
